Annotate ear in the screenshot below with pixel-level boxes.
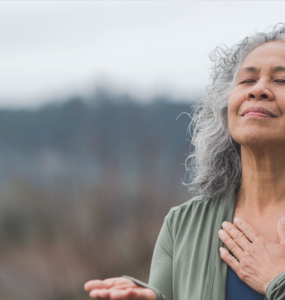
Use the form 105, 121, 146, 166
277, 217, 285, 246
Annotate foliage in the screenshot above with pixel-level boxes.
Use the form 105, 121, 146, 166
0, 94, 195, 300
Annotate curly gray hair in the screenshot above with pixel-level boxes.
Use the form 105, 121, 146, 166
184, 23, 285, 201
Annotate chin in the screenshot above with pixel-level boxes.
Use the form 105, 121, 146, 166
231, 127, 276, 148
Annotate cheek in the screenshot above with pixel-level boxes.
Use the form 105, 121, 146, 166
228, 97, 238, 125
228, 113, 239, 142
228, 89, 241, 113
276, 99, 285, 114
227, 93, 242, 141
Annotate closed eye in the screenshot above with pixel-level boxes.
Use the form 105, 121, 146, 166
239, 79, 256, 84
274, 79, 285, 83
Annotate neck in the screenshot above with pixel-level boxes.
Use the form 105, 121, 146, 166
237, 145, 285, 215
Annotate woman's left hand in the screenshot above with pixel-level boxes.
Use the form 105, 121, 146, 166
219, 217, 285, 294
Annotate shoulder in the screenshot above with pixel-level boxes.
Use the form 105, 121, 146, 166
163, 195, 215, 239
165, 194, 213, 221
163, 187, 235, 240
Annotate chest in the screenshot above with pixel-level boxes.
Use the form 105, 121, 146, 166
233, 208, 282, 243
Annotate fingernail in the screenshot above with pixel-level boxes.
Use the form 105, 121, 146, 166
281, 217, 285, 225
234, 217, 239, 223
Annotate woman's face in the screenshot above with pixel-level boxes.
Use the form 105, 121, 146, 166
228, 41, 285, 149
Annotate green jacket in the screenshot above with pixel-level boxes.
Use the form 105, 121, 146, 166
124, 186, 285, 300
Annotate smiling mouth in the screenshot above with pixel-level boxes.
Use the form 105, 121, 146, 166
241, 107, 277, 118
244, 112, 271, 118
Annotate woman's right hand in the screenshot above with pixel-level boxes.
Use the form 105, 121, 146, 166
84, 277, 157, 300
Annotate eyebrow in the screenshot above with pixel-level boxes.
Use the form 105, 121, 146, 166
272, 66, 285, 72
239, 66, 285, 74
239, 66, 258, 73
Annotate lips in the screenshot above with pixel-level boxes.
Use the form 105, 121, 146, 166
241, 106, 277, 118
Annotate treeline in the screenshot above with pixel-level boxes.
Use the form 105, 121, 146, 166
0, 93, 197, 300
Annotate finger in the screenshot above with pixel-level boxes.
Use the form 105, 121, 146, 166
89, 288, 143, 300
219, 230, 243, 260
85, 278, 126, 291
233, 217, 260, 243
222, 221, 251, 250
219, 247, 239, 273
109, 288, 156, 300
90, 288, 110, 298
110, 289, 138, 300
85, 280, 108, 291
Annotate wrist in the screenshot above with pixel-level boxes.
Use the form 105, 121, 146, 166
265, 271, 285, 299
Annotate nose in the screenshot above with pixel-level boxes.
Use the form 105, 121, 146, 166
246, 80, 274, 101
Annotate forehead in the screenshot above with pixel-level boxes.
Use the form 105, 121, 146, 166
239, 41, 285, 71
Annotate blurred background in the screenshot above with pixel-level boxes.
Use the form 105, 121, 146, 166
0, 1, 284, 299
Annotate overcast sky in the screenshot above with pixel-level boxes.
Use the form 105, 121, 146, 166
1, 1, 285, 108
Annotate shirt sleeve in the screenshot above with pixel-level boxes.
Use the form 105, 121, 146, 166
265, 272, 285, 300
122, 213, 174, 300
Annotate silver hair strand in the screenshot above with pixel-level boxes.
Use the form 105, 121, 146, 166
183, 23, 285, 201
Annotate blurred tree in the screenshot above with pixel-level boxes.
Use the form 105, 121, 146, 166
0, 92, 197, 300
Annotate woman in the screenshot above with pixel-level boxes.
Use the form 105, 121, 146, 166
84, 24, 285, 300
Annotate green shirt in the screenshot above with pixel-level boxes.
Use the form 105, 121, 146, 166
124, 185, 285, 300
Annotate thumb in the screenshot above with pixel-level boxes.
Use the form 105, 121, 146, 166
277, 217, 285, 245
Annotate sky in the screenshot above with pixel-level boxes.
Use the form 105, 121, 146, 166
1, 1, 285, 109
